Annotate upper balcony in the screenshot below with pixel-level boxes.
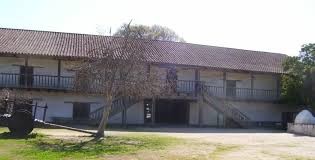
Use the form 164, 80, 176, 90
0, 73, 279, 101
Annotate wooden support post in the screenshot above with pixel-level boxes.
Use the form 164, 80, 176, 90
24, 57, 29, 87
223, 71, 227, 97
216, 112, 219, 127
198, 96, 202, 127
57, 59, 61, 88
195, 69, 200, 97
250, 73, 254, 98
276, 75, 281, 99
151, 97, 156, 126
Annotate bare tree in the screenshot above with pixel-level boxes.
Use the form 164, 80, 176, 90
114, 24, 185, 42
0, 89, 32, 114
74, 23, 162, 138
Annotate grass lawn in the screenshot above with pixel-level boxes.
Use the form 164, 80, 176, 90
0, 127, 179, 160
1, 127, 315, 160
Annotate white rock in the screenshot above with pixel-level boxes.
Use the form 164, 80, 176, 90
294, 110, 315, 124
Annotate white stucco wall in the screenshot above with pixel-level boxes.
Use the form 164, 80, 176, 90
229, 101, 296, 122
107, 101, 145, 125
177, 68, 195, 80
126, 101, 144, 124
0, 57, 25, 86
253, 74, 277, 90
29, 58, 58, 75
226, 72, 251, 88
200, 70, 224, 86
28, 91, 104, 122
0, 57, 24, 73
189, 102, 199, 125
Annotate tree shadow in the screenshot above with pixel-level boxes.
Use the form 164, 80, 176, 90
0, 132, 39, 139
32, 136, 127, 155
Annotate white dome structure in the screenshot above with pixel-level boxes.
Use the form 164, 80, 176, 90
294, 110, 315, 124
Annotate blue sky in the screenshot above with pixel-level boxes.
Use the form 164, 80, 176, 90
0, 0, 314, 56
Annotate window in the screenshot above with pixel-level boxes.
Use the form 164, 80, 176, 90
73, 102, 90, 120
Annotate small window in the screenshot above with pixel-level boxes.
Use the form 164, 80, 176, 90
73, 102, 90, 120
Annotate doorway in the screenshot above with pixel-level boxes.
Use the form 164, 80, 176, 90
155, 99, 189, 125
19, 66, 34, 87
226, 80, 237, 97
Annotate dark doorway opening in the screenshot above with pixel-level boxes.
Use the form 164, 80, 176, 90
73, 102, 90, 120
155, 99, 189, 125
19, 66, 34, 87
226, 80, 237, 97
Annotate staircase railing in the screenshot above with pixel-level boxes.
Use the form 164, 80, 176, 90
202, 84, 250, 127
89, 97, 138, 122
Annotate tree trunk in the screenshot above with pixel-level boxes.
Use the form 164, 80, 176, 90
96, 97, 112, 138
312, 69, 315, 106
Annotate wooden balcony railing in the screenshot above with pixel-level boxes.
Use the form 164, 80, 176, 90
0, 73, 74, 90
0, 73, 279, 101
203, 85, 279, 101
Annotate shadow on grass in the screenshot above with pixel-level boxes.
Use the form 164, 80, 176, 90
25, 134, 177, 158
0, 132, 39, 139
29, 136, 147, 156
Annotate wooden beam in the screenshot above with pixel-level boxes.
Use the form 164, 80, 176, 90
151, 97, 156, 126
57, 59, 61, 88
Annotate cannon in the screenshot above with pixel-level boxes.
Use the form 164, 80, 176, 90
0, 98, 47, 136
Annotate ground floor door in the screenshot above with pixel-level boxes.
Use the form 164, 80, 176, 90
155, 99, 189, 125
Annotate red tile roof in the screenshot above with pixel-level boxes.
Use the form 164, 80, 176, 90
0, 28, 287, 73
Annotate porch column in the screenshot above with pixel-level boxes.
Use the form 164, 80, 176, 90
24, 57, 29, 87
223, 71, 227, 97
275, 75, 281, 99
57, 59, 61, 88
121, 100, 127, 128
250, 73, 254, 98
195, 68, 200, 96
198, 96, 203, 127
151, 97, 156, 126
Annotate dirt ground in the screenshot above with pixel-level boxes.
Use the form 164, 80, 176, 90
34, 127, 315, 160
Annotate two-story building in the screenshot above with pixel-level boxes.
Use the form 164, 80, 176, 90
0, 28, 297, 128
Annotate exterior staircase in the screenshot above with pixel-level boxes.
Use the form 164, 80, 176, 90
202, 86, 250, 128
89, 97, 138, 123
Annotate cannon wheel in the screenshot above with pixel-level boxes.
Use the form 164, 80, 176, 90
8, 109, 34, 136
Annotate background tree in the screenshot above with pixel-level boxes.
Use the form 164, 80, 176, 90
74, 24, 162, 138
114, 24, 185, 42
281, 43, 315, 107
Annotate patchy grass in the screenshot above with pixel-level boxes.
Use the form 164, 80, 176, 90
209, 144, 240, 160
0, 127, 179, 160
